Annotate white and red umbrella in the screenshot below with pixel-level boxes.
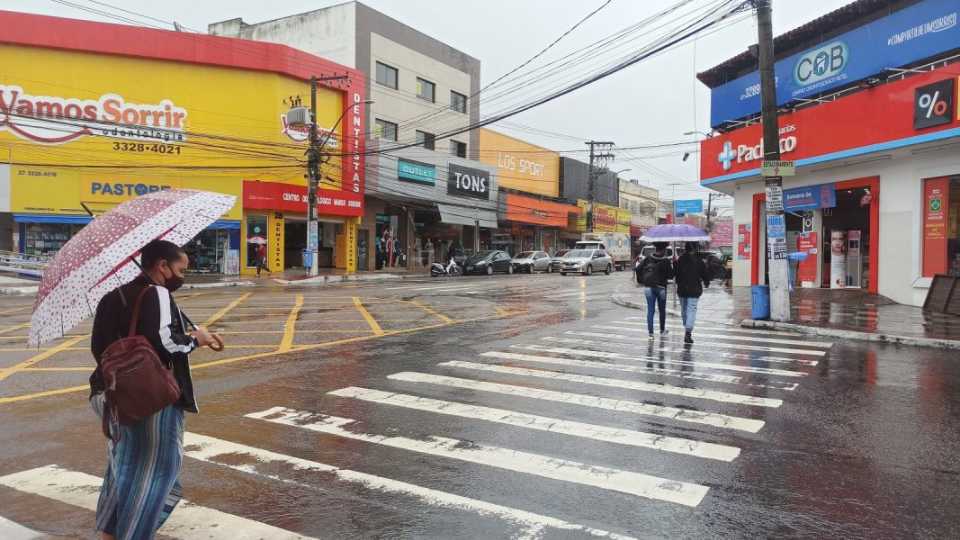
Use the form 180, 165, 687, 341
29, 189, 236, 347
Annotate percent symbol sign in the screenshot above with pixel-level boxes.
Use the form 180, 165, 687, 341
918, 90, 948, 119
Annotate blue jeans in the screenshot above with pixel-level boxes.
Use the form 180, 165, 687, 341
680, 296, 699, 331
644, 286, 667, 334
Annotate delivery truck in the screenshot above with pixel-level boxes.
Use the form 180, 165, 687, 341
575, 232, 631, 271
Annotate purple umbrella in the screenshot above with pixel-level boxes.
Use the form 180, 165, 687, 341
640, 224, 710, 243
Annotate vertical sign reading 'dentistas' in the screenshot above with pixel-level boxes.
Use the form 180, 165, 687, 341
447, 163, 490, 200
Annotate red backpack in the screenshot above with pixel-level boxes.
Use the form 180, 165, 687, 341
99, 286, 181, 441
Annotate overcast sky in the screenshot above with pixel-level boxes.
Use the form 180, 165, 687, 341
8, 0, 851, 206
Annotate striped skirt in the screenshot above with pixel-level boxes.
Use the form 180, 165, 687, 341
90, 393, 185, 540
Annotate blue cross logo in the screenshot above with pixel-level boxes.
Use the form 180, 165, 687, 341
717, 141, 735, 171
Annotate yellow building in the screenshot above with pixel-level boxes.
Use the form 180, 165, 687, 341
0, 11, 367, 275
478, 128, 560, 197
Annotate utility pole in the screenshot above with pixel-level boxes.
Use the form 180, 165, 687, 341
756, 0, 791, 321
585, 141, 614, 232
706, 192, 714, 232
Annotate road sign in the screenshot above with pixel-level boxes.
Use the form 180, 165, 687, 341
762, 160, 795, 177
673, 199, 704, 216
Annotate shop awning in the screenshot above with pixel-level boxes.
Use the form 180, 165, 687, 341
437, 204, 498, 228
14, 214, 92, 224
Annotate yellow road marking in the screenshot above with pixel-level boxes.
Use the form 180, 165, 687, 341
0, 311, 515, 406
0, 323, 31, 336
278, 295, 304, 352
203, 292, 252, 326
0, 335, 88, 382
406, 299, 453, 324
352, 297, 383, 336
22, 367, 89, 372
0, 306, 31, 316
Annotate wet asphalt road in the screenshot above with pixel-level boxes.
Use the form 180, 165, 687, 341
1, 271, 959, 539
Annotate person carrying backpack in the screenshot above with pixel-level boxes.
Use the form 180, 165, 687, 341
636, 242, 674, 338
674, 242, 712, 344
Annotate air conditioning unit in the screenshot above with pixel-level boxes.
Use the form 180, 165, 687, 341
285, 107, 311, 128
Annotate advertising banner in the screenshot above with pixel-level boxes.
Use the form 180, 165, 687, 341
478, 129, 559, 197
701, 63, 960, 183
737, 223, 751, 260
674, 199, 704, 216
243, 180, 363, 217
710, 0, 960, 126
592, 203, 620, 233
710, 220, 734, 247
504, 193, 575, 227
447, 163, 490, 200
783, 183, 837, 211
397, 159, 436, 185
797, 232, 819, 285
922, 177, 950, 276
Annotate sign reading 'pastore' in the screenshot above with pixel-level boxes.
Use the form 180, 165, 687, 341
447, 163, 490, 200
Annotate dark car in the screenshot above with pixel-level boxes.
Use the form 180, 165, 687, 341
463, 250, 514, 275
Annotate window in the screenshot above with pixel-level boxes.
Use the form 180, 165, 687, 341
375, 118, 398, 141
375, 61, 398, 89
416, 130, 435, 150
450, 91, 467, 113
416, 77, 435, 102
451, 140, 466, 158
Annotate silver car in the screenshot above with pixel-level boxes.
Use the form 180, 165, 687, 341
512, 250, 551, 273
548, 249, 570, 272
559, 248, 613, 276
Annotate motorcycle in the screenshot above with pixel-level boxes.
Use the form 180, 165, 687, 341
431, 258, 462, 277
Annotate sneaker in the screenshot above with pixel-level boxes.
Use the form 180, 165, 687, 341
684, 331, 694, 344
660, 329, 669, 337
648, 333, 655, 340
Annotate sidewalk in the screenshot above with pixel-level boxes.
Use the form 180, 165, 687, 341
612, 285, 960, 350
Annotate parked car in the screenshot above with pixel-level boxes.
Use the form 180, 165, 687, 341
512, 251, 551, 273
463, 250, 514, 275
548, 249, 570, 272
559, 249, 613, 276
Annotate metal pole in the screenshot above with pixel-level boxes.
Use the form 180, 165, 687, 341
307, 77, 320, 277
587, 143, 596, 232
756, 0, 791, 321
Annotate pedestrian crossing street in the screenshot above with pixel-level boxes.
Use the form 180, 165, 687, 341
0, 313, 834, 539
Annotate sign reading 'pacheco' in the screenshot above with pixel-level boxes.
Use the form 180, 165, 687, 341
0, 83, 188, 144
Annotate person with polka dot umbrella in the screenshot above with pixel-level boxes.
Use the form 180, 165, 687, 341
28, 188, 236, 347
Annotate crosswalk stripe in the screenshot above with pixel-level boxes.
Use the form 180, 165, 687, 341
247, 406, 710, 507
549, 335, 817, 367
388, 371, 765, 433
0, 516, 42, 540
516, 345, 806, 378
439, 361, 782, 408
623, 318, 802, 337
182, 433, 635, 540
602, 323, 833, 348
563, 332, 819, 366
0, 465, 312, 539
591, 326, 827, 356
329, 386, 740, 462
489, 348, 799, 391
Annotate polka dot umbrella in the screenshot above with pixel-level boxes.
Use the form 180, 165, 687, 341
28, 189, 236, 347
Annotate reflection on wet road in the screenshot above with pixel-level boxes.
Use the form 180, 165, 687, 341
1, 274, 959, 538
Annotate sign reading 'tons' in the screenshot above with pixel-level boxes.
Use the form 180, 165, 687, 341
447, 163, 490, 200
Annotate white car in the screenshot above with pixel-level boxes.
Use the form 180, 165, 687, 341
559, 249, 613, 276
511, 251, 551, 273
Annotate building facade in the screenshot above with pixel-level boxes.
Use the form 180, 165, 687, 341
210, 2, 485, 270
0, 10, 366, 276
698, 0, 960, 305
619, 179, 660, 239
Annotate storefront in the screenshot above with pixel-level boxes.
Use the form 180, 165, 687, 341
363, 150, 499, 270
495, 192, 579, 255
0, 11, 366, 275
700, 61, 960, 305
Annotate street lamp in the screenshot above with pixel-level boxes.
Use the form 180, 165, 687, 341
300, 80, 374, 276
683, 130, 712, 138
612, 168, 632, 176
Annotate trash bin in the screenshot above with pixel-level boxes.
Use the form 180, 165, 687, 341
302, 249, 314, 271
751, 284, 770, 320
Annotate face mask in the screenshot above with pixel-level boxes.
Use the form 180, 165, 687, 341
163, 266, 185, 292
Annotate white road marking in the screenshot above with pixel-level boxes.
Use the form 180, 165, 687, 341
563, 332, 818, 366
516, 345, 807, 378
546, 335, 817, 368
329, 386, 740, 462
246, 407, 710, 507
439, 361, 782, 408
0, 516, 42, 540
487, 348, 799, 391
388, 371, 765, 433
182, 433, 635, 540
602, 323, 832, 348
0, 465, 313, 539
623, 318, 803, 337
591, 326, 827, 356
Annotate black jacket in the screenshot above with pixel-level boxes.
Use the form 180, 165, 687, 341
90, 275, 199, 413
637, 253, 674, 288
674, 253, 711, 298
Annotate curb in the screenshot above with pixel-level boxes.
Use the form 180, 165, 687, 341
274, 273, 420, 286
741, 319, 960, 350
182, 281, 256, 290
0, 286, 38, 296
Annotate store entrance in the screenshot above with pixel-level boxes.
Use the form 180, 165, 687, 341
822, 187, 871, 289
284, 220, 306, 270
